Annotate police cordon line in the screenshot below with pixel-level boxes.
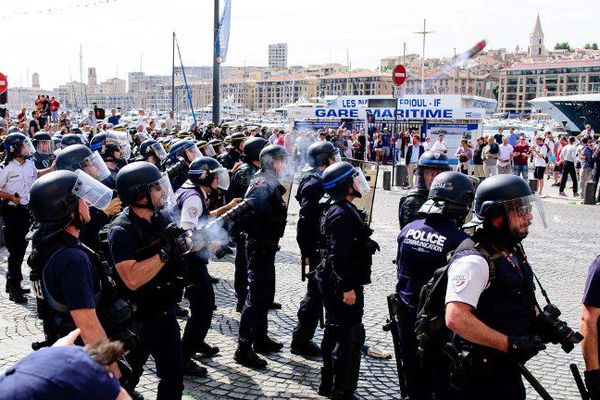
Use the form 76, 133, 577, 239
0, 122, 598, 400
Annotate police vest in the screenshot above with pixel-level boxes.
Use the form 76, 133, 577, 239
449, 241, 537, 337
109, 209, 185, 318
295, 171, 324, 258
398, 188, 428, 228
228, 162, 258, 201
244, 173, 288, 244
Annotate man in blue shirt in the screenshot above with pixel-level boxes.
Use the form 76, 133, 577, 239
107, 109, 121, 126
381, 129, 392, 164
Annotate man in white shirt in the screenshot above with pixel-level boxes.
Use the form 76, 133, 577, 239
497, 136, 514, 174
404, 135, 424, 188
0, 133, 54, 303
531, 136, 548, 197
429, 134, 448, 153
165, 111, 176, 130
422, 137, 431, 151
558, 136, 579, 197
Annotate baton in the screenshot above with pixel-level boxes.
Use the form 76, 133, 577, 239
570, 364, 590, 400
517, 363, 555, 400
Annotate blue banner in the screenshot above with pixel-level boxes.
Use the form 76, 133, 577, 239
216, 0, 232, 63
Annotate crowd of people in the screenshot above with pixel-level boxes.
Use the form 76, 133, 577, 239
0, 101, 600, 400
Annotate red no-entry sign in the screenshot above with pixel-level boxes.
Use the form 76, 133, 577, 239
392, 64, 406, 86
0, 73, 7, 95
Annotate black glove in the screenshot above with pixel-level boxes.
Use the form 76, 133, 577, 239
365, 238, 380, 255
160, 223, 192, 258
585, 369, 600, 400
507, 335, 546, 363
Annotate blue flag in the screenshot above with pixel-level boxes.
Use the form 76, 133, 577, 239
215, 0, 232, 63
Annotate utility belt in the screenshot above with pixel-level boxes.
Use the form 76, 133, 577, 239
247, 237, 280, 256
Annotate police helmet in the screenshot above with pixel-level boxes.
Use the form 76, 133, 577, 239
259, 145, 288, 171
322, 161, 370, 200
32, 132, 54, 155
116, 161, 174, 210
418, 172, 475, 219
168, 139, 201, 162
306, 141, 341, 168
188, 156, 230, 190
70, 127, 83, 135
60, 133, 86, 149
196, 140, 216, 157
241, 137, 268, 162
90, 133, 122, 161
134, 132, 151, 146
139, 139, 167, 162
29, 170, 112, 222
469, 174, 545, 239
418, 151, 451, 170
56, 144, 111, 182
209, 138, 225, 155
229, 132, 246, 148
3, 133, 35, 158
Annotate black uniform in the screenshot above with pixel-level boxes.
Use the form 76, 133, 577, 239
227, 162, 259, 309
292, 170, 324, 346
108, 208, 185, 400
317, 198, 373, 399
32, 152, 54, 169
398, 187, 427, 228
218, 148, 241, 171
238, 170, 287, 347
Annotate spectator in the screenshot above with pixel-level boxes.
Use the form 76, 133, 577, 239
559, 136, 579, 197
381, 129, 391, 164
83, 111, 94, 127
508, 127, 520, 147
107, 109, 121, 126
17, 108, 27, 123
42, 95, 51, 120
374, 133, 383, 163
405, 135, 424, 188
545, 132, 556, 180
497, 136, 514, 174
165, 111, 176, 130
593, 140, 600, 202
553, 135, 567, 186
455, 139, 472, 175
29, 111, 41, 136
422, 136, 431, 151
579, 137, 594, 199
531, 136, 548, 197
472, 136, 486, 178
429, 133, 447, 153
579, 124, 595, 140
49, 97, 60, 122
482, 135, 499, 176
512, 136, 530, 180
494, 128, 504, 144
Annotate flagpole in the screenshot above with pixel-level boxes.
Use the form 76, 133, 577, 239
212, 0, 220, 125
171, 32, 175, 114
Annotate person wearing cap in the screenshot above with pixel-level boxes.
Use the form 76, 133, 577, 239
0, 338, 130, 400
0, 133, 54, 303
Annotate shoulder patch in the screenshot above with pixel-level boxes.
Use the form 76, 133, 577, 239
451, 273, 469, 293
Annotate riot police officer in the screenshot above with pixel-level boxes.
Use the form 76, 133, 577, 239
164, 139, 202, 192
107, 161, 197, 399
0, 133, 53, 303
90, 132, 127, 184
31, 132, 55, 169
316, 161, 379, 399
27, 170, 115, 358
291, 141, 341, 357
175, 156, 240, 373
226, 136, 268, 311
444, 174, 549, 399
398, 151, 450, 228
196, 140, 217, 158
60, 133, 87, 149
218, 132, 246, 171
209, 138, 225, 157
395, 171, 475, 400
235, 145, 289, 369
56, 144, 122, 251
138, 139, 167, 167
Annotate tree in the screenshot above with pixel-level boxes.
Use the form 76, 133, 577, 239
554, 42, 571, 51
593, 43, 599, 50
585, 43, 592, 49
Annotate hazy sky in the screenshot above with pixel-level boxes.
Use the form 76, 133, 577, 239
1, 0, 598, 89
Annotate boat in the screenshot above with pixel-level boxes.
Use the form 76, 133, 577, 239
530, 94, 600, 133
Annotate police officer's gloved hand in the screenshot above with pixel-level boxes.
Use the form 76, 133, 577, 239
507, 335, 546, 363
365, 238, 380, 255
585, 370, 600, 400
161, 223, 193, 258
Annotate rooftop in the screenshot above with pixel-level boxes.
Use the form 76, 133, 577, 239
505, 58, 600, 71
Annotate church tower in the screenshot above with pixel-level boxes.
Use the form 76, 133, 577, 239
528, 14, 547, 60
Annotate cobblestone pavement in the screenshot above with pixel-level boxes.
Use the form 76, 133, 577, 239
0, 171, 598, 399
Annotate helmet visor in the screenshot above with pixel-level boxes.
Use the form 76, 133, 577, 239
35, 139, 55, 155
22, 138, 36, 157
213, 167, 231, 190
72, 170, 113, 211
148, 175, 176, 211
502, 194, 547, 238
202, 144, 216, 157
81, 151, 111, 182
185, 146, 202, 162
150, 142, 167, 160
135, 133, 150, 143
331, 150, 342, 163
352, 168, 371, 196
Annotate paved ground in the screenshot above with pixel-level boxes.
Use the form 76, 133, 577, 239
0, 170, 597, 399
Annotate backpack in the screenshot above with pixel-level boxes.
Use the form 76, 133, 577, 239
413, 238, 501, 365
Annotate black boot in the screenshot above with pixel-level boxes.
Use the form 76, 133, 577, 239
291, 339, 321, 357
195, 342, 220, 358
175, 305, 189, 318
182, 357, 208, 377
269, 301, 282, 310
8, 286, 27, 304
236, 300, 245, 313
234, 344, 267, 369
318, 367, 333, 397
254, 336, 283, 354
